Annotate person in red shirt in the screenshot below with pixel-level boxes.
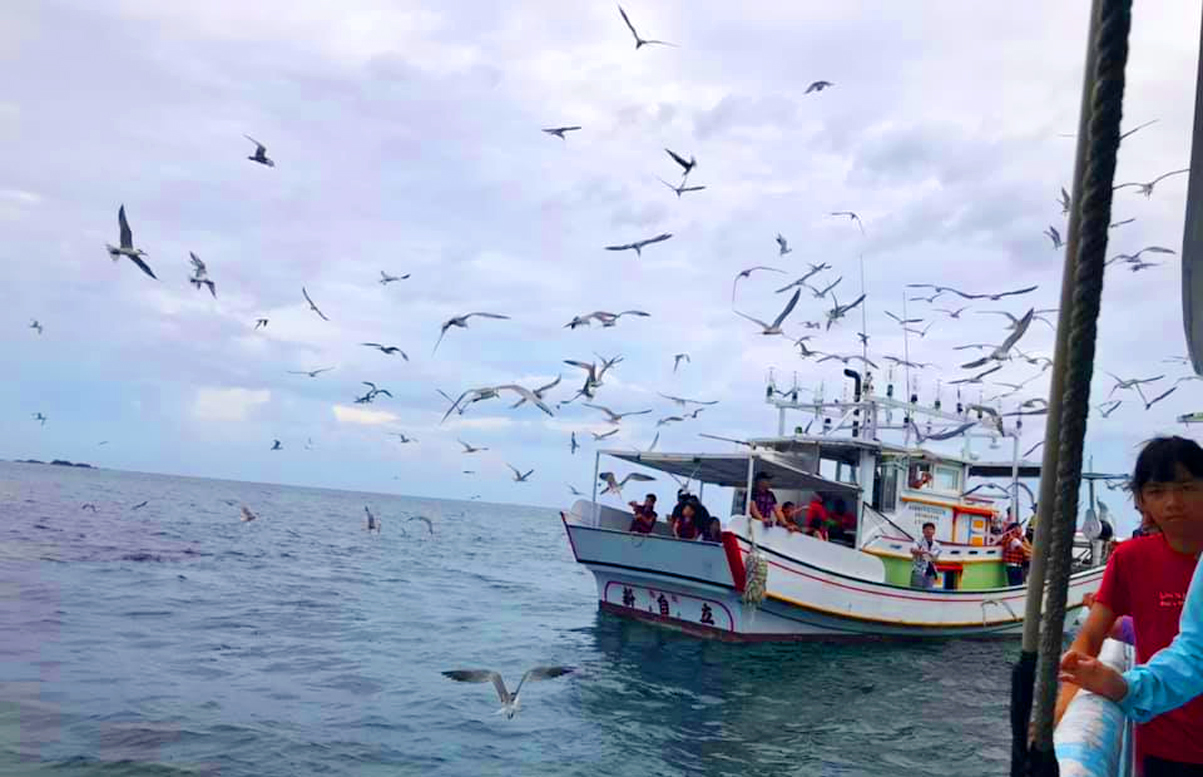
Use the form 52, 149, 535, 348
628, 493, 657, 534
805, 493, 830, 540
1055, 436, 1203, 776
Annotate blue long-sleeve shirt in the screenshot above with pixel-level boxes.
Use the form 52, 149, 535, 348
1119, 555, 1203, 722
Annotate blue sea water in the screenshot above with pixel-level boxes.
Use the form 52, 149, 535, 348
0, 461, 1019, 776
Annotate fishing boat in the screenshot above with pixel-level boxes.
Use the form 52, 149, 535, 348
560, 371, 1108, 641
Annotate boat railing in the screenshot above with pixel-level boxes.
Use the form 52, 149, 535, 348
1053, 638, 1135, 777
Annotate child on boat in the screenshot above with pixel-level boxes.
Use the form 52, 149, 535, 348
1054, 436, 1203, 776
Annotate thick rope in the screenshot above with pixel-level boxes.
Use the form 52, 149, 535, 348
1029, 0, 1131, 764
742, 518, 769, 607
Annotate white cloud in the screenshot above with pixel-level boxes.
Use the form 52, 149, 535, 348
192, 387, 270, 423
332, 404, 399, 426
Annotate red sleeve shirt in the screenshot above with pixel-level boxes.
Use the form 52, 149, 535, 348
1094, 533, 1203, 764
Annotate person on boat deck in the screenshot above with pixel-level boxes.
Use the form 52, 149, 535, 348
672, 498, 701, 540
909, 462, 933, 490
688, 498, 720, 542
778, 501, 798, 530
829, 498, 856, 542
996, 521, 1031, 586
748, 472, 784, 527
1054, 436, 1203, 776
1060, 554, 1203, 762
804, 492, 830, 538
909, 521, 941, 589
628, 493, 658, 534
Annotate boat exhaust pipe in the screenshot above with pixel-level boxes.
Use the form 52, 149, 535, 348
844, 369, 862, 438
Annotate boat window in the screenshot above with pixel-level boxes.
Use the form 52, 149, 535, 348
933, 465, 961, 493
875, 463, 899, 513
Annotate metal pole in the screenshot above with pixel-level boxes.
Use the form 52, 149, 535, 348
1012, 2, 1103, 774
1182, 5, 1203, 373
1011, 434, 1021, 526
744, 453, 756, 516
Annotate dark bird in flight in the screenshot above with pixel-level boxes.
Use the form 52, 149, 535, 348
618, 5, 675, 50
805, 81, 834, 94
131, 500, 149, 510
245, 135, 275, 167
81, 503, 97, 512
287, 367, 334, 378
604, 232, 672, 257
1115, 168, 1190, 197
106, 205, 156, 279
665, 148, 697, 177
254, 318, 269, 330
188, 252, 216, 296
271, 439, 282, 451
829, 211, 864, 234
32, 412, 47, 425
1045, 225, 1063, 249
302, 287, 329, 321
379, 271, 410, 285
542, 126, 581, 139
362, 343, 409, 360
657, 176, 706, 198
434, 312, 511, 354
776, 233, 792, 256
29, 319, 43, 335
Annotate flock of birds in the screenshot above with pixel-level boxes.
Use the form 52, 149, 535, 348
15, 2, 1203, 721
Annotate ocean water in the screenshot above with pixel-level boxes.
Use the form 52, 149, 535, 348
0, 461, 1019, 776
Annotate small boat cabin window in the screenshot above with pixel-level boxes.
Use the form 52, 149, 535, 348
873, 461, 899, 513
932, 464, 962, 494
908, 462, 933, 490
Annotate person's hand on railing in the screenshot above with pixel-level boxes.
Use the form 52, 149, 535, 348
1058, 649, 1127, 703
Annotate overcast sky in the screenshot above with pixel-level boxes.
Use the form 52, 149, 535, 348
4, 1, 1200, 520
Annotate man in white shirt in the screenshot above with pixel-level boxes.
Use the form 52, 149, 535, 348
910, 521, 941, 589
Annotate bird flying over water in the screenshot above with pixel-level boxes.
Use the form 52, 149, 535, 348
886, 311, 923, 326
390, 433, 417, 444
270, 439, 282, 451
658, 393, 719, 408
442, 666, 573, 719
362, 343, 409, 360
617, 5, 675, 49
408, 516, 435, 535
906, 284, 1037, 302
735, 288, 800, 336
240, 505, 258, 522
542, 126, 581, 139
960, 309, 1036, 368
32, 412, 47, 425
379, 271, 410, 285
106, 205, 156, 279
81, 503, 97, 512
584, 403, 653, 425
511, 375, 562, 408
29, 319, 42, 335
459, 439, 488, 454
508, 464, 535, 483
604, 232, 672, 257
245, 135, 275, 167
302, 287, 329, 321
1115, 168, 1190, 197
441, 384, 553, 423
592, 428, 620, 441
433, 312, 510, 354
599, 471, 656, 496
805, 81, 834, 94
131, 500, 149, 511
287, 367, 334, 378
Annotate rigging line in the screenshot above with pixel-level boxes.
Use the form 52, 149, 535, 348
859, 251, 868, 366
901, 291, 913, 444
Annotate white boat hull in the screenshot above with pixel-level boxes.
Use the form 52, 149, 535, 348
563, 503, 1105, 641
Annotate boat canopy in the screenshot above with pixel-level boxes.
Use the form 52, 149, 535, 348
966, 461, 1043, 479
604, 450, 860, 495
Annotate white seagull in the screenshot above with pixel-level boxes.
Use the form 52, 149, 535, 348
735, 288, 801, 336
106, 205, 156, 279
244, 135, 275, 167
433, 312, 510, 354
442, 666, 574, 719
617, 5, 676, 49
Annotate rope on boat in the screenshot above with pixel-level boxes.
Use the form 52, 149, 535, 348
1029, 0, 1131, 769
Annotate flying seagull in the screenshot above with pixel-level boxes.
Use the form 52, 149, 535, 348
826, 294, 866, 331
379, 271, 410, 285
442, 666, 573, 719
81, 503, 97, 512
657, 415, 685, 427
1058, 187, 1071, 216
905, 284, 1037, 302
592, 428, 620, 441
1107, 246, 1177, 266
364, 506, 381, 533
1044, 225, 1063, 249
908, 418, 978, 444
240, 505, 258, 522
960, 309, 1036, 368
805, 81, 834, 94
32, 412, 47, 426
390, 433, 417, 444
818, 353, 879, 369
508, 464, 535, 483
542, 126, 582, 140
287, 367, 334, 378
935, 307, 969, 319
270, 439, 283, 451
583, 403, 653, 425
735, 288, 801, 336
664, 148, 697, 177
433, 312, 510, 354
949, 365, 1004, 385
29, 319, 42, 335
1115, 168, 1190, 197
732, 266, 786, 302
441, 384, 554, 423
1096, 399, 1123, 418
1138, 384, 1178, 411
775, 264, 830, 294
131, 500, 149, 511
805, 276, 842, 300
978, 309, 1058, 330
658, 392, 719, 408
568, 484, 586, 497
829, 211, 865, 234
188, 252, 216, 297
673, 353, 690, 372
775, 233, 792, 256
885, 311, 924, 326
570, 431, 579, 453
459, 439, 488, 454
657, 176, 705, 198
254, 318, 269, 330
106, 205, 156, 280
359, 382, 393, 404
599, 471, 656, 496
511, 374, 561, 408
244, 136, 274, 166
617, 5, 675, 49
362, 343, 409, 360
302, 287, 329, 321
1106, 372, 1164, 399
604, 232, 672, 257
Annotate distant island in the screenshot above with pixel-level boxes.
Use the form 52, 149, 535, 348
13, 459, 95, 469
